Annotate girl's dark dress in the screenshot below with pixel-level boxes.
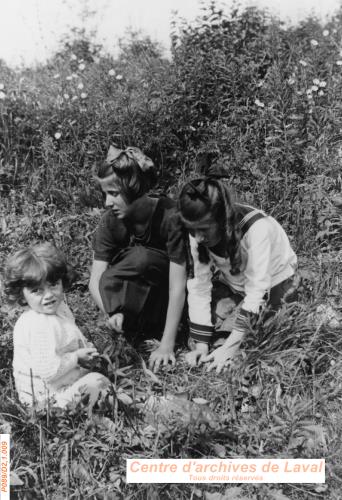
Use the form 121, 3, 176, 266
92, 196, 185, 337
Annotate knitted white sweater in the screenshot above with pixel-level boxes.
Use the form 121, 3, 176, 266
13, 302, 89, 405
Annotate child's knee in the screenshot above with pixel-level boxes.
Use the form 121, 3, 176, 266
83, 372, 110, 391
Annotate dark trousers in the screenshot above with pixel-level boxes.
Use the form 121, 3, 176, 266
99, 246, 169, 338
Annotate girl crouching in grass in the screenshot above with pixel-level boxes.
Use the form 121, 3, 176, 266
90, 146, 187, 372
179, 171, 298, 373
4, 242, 110, 409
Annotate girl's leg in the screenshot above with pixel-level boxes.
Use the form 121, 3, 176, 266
55, 372, 110, 408
211, 280, 244, 341
268, 275, 299, 309
99, 246, 169, 339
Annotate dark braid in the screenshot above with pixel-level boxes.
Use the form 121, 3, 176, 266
212, 179, 242, 275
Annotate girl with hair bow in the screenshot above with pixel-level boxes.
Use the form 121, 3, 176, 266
178, 167, 298, 373
90, 146, 187, 372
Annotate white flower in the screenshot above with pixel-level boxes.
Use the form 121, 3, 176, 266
63, 93, 70, 100
319, 81, 326, 87
323, 30, 329, 37
310, 39, 318, 47
306, 89, 312, 95
257, 80, 263, 87
71, 95, 78, 101
108, 69, 115, 76
77, 82, 84, 89
313, 78, 320, 85
78, 63, 85, 71
254, 98, 265, 108
288, 77, 295, 85
0, 83, 4, 90
71, 54, 77, 60
54, 132, 62, 139
318, 90, 324, 96
116, 74, 123, 80
0, 91, 6, 99
311, 85, 318, 92
80, 92, 88, 99
53, 73, 60, 79
72, 73, 78, 79
299, 60, 307, 67
66, 75, 72, 81
336, 60, 342, 66
189, 126, 196, 131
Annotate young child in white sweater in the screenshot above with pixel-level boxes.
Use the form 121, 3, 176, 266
4, 242, 110, 409
179, 171, 298, 373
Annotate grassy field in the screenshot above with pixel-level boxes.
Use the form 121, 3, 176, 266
1, 2, 342, 499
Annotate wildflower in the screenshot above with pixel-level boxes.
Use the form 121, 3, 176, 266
80, 92, 88, 99
254, 98, 265, 108
53, 74, 60, 79
319, 81, 326, 87
311, 85, 318, 92
71, 54, 77, 60
336, 60, 342, 66
323, 29, 329, 37
189, 126, 196, 131
54, 132, 62, 139
288, 77, 295, 85
0, 91, 6, 99
256, 80, 263, 87
108, 69, 115, 76
72, 73, 78, 79
63, 93, 70, 100
71, 95, 78, 101
0, 83, 4, 90
299, 60, 307, 67
77, 82, 84, 89
310, 39, 318, 47
116, 74, 123, 80
66, 75, 72, 81
318, 90, 324, 96
313, 78, 320, 85
78, 63, 85, 71
306, 89, 312, 95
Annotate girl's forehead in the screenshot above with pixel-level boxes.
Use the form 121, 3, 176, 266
98, 173, 120, 191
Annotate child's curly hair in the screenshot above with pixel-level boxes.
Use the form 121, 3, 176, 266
3, 242, 73, 305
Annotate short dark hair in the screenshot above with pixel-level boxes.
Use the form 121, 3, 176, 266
96, 150, 157, 203
3, 242, 72, 305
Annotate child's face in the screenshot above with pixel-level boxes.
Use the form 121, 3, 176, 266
185, 213, 222, 248
23, 279, 64, 315
100, 173, 128, 219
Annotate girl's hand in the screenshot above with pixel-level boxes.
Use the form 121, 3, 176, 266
149, 345, 176, 372
107, 313, 124, 333
77, 347, 99, 364
185, 342, 209, 367
203, 343, 239, 374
